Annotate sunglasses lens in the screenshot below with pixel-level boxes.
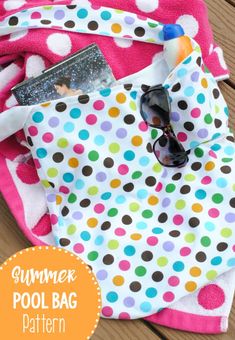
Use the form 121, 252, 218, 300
141, 88, 170, 127
154, 134, 188, 167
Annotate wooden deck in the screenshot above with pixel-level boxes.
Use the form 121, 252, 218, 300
0, 0, 234, 339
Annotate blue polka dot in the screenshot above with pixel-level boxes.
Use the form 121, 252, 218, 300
22, 21, 29, 27
140, 302, 152, 313
204, 222, 215, 231
195, 189, 207, 199
100, 88, 111, 96
70, 108, 81, 119
124, 150, 135, 161
152, 227, 163, 234
80, 231, 91, 241
116, 195, 126, 204
36, 148, 47, 158
177, 68, 187, 78
79, 129, 89, 140
211, 144, 221, 151
224, 107, 229, 116
106, 291, 118, 303
184, 86, 195, 97
224, 146, 235, 155
136, 222, 147, 230
173, 261, 185, 272
190, 141, 200, 149
77, 8, 88, 19
137, 189, 148, 199
101, 10, 112, 20
58, 216, 64, 227
197, 93, 205, 104
101, 192, 112, 200
158, 30, 164, 41
64, 122, 74, 132
216, 178, 228, 188
32, 112, 44, 123
146, 288, 157, 298
139, 156, 150, 166
63, 173, 74, 183
75, 179, 84, 190
183, 56, 192, 64
95, 235, 104, 246
227, 258, 235, 267
212, 133, 221, 140
94, 135, 105, 146
211, 256, 222, 265
124, 245, 136, 256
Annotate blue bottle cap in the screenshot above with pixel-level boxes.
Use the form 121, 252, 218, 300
163, 24, 185, 41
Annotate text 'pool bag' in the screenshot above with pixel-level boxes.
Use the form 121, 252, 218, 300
0, 4, 235, 320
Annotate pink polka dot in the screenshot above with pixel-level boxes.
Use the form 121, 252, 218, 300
42, 132, 54, 143
201, 176, 212, 185
31, 12, 42, 19
177, 132, 187, 142
168, 276, 180, 287
147, 236, 158, 246
73, 144, 84, 154
138, 121, 148, 132
119, 260, 130, 271
137, 15, 147, 21
28, 126, 38, 136
208, 208, 220, 218
209, 150, 217, 159
115, 228, 126, 236
59, 186, 70, 194
118, 164, 129, 175
86, 114, 97, 125
119, 312, 130, 319
191, 108, 201, 118
180, 247, 191, 256
155, 182, 163, 192
93, 100, 105, 110
50, 214, 58, 225
102, 306, 113, 317
73, 243, 84, 254
33, 159, 41, 169
173, 214, 184, 225
197, 284, 225, 310
94, 203, 105, 214
232, 245, 235, 252
163, 291, 175, 302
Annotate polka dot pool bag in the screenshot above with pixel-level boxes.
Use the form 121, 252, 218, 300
0, 3, 235, 320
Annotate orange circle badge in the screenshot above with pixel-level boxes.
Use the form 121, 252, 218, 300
0, 246, 101, 339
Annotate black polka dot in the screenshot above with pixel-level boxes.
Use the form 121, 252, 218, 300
9, 16, 19, 26
122, 215, 132, 225
169, 230, 180, 237
227, 136, 235, 143
41, 20, 51, 25
141, 251, 153, 262
230, 198, 235, 208
101, 221, 111, 231
103, 254, 114, 265
27, 136, 33, 147
152, 271, 164, 282
220, 166, 231, 174
146, 142, 153, 153
184, 122, 194, 131
196, 57, 202, 66
80, 199, 91, 208
78, 94, 90, 104
134, 27, 145, 37
191, 162, 202, 171
103, 157, 114, 168
82, 166, 93, 176
123, 183, 134, 192
88, 21, 99, 30
171, 83, 181, 92
214, 119, 222, 128
48, 182, 55, 188
56, 102, 67, 112
64, 20, 75, 28
145, 176, 156, 186
196, 251, 206, 262
130, 281, 141, 292
217, 242, 228, 252
189, 217, 200, 228
159, 135, 168, 147
124, 84, 133, 91
124, 114, 135, 124
213, 88, 220, 99
180, 185, 191, 194
141, 84, 151, 92
53, 152, 64, 163
172, 173, 182, 181
67, 5, 77, 9
59, 238, 71, 247
178, 100, 188, 110
61, 206, 69, 217
158, 213, 168, 223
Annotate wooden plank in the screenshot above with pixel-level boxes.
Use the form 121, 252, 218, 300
204, 0, 235, 83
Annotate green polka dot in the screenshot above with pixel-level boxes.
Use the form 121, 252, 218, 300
201, 236, 211, 247
206, 270, 217, 280
142, 210, 153, 218
41, 180, 51, 188
88, 251, 98, 261
166, 184, 176, 193
215, 105, 220, 113
148, 22, 158, 28
88, 150, 99, 161
222, 158, 233, 163
109, 143, 120, 153
184, 174, 196, 181
67, 224, 77, 235
175, 199, 186, 210
132, 171, 142, 179
129, 202, 140, 212
221, 228, 232, 238
68, 193, 77, 203
108, 240, 119, 249
87, 186, 99, 195
57, 138, 68, 148
204, 114, 213, 124
194, 148, 204, 157
108, 208, 118, 217
47, 168, 58, 178
130, 101, 137, 111
135, 266, 147, 277
212, 193, 224, 204
157, 257, 168, 267
185, 233, 196, 243
151, 129, 158, 139
233, 184, 235, 192
153, 163, 162, 173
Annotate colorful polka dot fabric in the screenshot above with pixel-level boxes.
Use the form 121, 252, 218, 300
0, 3, 235, 320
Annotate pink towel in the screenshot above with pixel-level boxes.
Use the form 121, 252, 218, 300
0, 0, 232, 334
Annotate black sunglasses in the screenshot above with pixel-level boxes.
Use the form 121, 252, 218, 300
140, 85, 189, 168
